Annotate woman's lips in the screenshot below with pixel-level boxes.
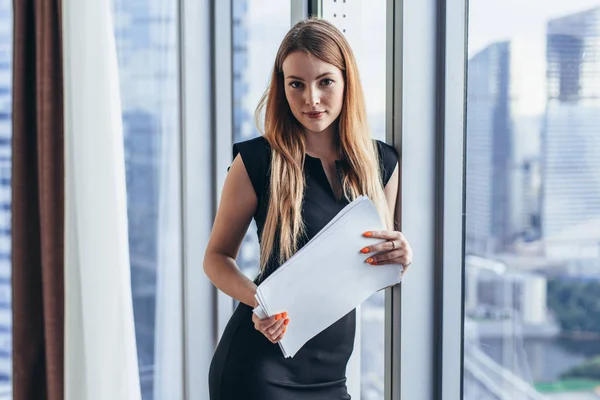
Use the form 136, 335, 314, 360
304, 111, 325, 119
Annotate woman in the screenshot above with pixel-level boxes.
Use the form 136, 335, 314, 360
204, 17, 413, 400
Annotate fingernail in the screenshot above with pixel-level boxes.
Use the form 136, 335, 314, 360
275, 314, 281, 320
283, 327, 287, 333
283, 318, 290, 326
360, 247, 370, 254
282, 311, 288, 319
366, 258, 374, 264
363, 232, 373, 237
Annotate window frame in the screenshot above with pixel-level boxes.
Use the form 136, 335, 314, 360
385, 0, 468, 398
434, 0, 468, 397
180, 0, 220, 398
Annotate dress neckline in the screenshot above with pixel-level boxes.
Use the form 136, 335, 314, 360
303, 153, 347, 204
304, 153, 346, 164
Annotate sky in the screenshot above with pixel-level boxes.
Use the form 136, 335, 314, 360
469, 0, 600, 116
469, 0, 600, 56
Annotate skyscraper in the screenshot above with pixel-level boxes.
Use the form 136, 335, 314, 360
0, 0, 12, 390
466, 41, 514, 256
542, 7, 600, 261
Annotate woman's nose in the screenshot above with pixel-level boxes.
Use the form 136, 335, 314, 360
304, 87, 320, 106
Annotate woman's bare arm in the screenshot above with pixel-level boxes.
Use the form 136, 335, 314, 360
384, 162, 400, 228
203, 154, 260, 308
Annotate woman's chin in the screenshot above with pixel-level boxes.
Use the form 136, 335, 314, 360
301, 120, 334, 134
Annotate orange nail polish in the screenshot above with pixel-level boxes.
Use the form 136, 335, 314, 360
360, 247, 370, 254
363, 232, 373, 237
275, 314, 281, 320
282, 312, 288, 319
283, 319, 290, 326
366, 258, 374, 264
283, 327, 287, 333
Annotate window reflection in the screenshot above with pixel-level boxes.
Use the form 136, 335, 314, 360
465, 2, 600, 398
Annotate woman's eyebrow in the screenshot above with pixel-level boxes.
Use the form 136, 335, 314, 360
285, 72, 335, 81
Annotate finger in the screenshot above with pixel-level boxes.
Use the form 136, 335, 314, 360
372, 255, 410, 267
259, 314, 280, 331
363, 230, 403, 240
361, 239, 408, 254
266, 319, 285, 336
373, 249, 406, 263
269, 321, 286, 340
272, 326, 287, 343
365, 250, 405, 264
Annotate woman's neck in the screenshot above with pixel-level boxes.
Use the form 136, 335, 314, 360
304, 126, 341, 161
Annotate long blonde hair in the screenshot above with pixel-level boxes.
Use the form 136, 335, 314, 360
255, 18, 393, 271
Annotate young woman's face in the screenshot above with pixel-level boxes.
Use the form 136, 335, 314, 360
282, 51, 345, 136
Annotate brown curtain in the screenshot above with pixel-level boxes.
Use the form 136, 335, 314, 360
11, 0, 64, 399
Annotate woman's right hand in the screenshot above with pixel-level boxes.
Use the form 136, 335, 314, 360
252, 311, 289, 344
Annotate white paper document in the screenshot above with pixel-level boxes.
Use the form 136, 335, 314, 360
253, 196, 403, 358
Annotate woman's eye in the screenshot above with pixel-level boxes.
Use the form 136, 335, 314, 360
290, 81, 303, 89
321, 78, 334, 86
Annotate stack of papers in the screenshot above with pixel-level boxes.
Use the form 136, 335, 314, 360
253, 195, 403, 358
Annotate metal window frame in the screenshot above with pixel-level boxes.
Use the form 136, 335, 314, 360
291, 0, 321, 24
179, 0, 221, 398
434, 0, 468, 398
212, 0, 236, 342
385, 0, 402, 397
385, 0, 468, 398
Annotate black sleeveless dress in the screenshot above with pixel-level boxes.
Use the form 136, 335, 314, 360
209, 136, 398, 400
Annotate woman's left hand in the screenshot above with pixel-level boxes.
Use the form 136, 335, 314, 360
360, 230, 413, 274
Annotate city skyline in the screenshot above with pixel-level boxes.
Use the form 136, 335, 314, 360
464, 4, 600, 399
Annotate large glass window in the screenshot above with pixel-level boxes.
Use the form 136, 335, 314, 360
323, 1, 388, 397
232, 0, 291, 279
464, 2, 600, 398
232, 1, 389, 396
0, 1, 11, 398
112, 1, 183, 399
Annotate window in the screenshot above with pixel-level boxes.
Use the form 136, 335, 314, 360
231, 1, 390, 395
112, 1, 183, 398
322, 1, 389, 397
464, 1, 600, 398
0, 0, 11, 397
231, 0, 291, 279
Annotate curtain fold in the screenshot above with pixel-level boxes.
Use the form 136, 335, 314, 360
11, 0, 65, 399
62, 0, 141, 399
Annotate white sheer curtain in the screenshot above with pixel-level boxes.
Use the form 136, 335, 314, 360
63, 1, 141, 399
